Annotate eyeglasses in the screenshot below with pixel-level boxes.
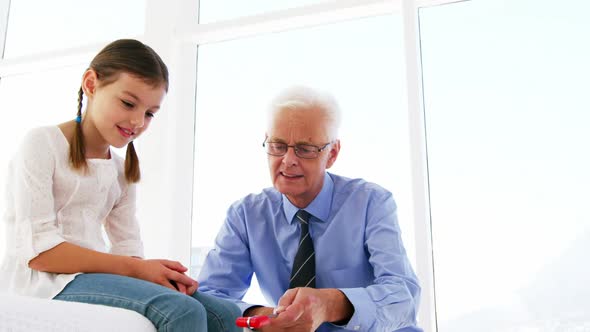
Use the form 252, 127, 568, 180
263, 139, 332, 159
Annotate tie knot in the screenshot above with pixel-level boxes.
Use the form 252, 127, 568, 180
295, 210, 311, 225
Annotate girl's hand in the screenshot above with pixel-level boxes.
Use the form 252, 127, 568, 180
132, 259, 199, 295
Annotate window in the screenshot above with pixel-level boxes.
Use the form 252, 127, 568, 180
420, 0, 590, 330
190, 14, 417, 304
4, 0, 145, 58
198, 0, 325, 24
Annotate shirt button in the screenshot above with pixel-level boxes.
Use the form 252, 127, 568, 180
354, 326, 361, 331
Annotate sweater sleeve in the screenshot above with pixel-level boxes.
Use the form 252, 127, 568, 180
11, 128, 66, 264
104, 182, 144, 258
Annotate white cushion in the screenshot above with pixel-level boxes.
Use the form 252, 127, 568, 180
0, 293, 156, 332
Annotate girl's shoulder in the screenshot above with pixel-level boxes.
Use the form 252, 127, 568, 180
18, 125, 64, 153
8, 126, 65, 170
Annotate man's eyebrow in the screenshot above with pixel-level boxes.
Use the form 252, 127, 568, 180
268, 137, 286, 143
295, 141, 315, 145
268, 137, 318, 145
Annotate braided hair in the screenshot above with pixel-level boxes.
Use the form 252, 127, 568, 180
70, 39, 168, 183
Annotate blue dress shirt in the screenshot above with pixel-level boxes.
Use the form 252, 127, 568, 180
198, 172, 422, 332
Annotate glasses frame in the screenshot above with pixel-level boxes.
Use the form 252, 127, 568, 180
262, 139, 332, 159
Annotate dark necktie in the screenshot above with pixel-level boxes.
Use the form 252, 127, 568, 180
289, 210, 316, 288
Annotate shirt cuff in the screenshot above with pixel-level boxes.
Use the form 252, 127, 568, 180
338, 288, 376, 331
27, 231, 66, 262
16, 216, 66, 264
239, 303, 262, 316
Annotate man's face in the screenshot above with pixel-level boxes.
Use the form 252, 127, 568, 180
266, 107, 340, 208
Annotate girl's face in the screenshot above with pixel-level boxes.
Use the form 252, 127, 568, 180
84, 70, 166, 149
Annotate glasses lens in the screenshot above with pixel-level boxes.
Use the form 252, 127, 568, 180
267, 142, 287, 155
295, 144, 319, 159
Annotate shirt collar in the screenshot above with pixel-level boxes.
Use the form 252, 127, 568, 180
282, 172, 334, 224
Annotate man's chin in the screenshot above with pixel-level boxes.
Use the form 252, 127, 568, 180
274, 183, 301, 196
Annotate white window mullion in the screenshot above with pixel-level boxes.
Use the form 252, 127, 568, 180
164, 0, 200, 268
0, 0, 10, 59
415, 0, 468, 8
402, 0, 436, 331
139, 0, 199, 264
179, 0, 400, 45
0, 44, 102, 77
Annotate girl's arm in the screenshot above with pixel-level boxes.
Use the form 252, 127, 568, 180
12, 128, 196, 294
29, 242, 198, 294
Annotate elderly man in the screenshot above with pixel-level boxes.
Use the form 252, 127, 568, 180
198, 86, 422, 332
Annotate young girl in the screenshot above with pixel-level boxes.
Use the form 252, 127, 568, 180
0, 39, 240, 331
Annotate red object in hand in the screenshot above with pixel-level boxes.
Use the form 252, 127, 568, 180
236, 315, 271, 329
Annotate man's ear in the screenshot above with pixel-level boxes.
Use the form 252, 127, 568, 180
325, 139, 340, 169
81, 69, 98, 97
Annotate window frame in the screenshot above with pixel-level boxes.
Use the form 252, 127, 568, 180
0, 0, 9, 58
0, 0, 469, 330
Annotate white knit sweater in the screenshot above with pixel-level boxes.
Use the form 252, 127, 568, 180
0, 126, 144, 299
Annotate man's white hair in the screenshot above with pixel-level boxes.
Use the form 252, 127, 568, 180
267, 85, 342, 141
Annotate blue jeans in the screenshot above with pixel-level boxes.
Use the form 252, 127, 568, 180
53, 273, 241, 332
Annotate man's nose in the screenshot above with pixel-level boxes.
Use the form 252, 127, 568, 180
281, 145, 299, 165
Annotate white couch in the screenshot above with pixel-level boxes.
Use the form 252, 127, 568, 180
0, 293, 156, 332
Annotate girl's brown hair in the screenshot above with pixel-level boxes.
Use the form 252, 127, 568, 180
71, 39, 169, 183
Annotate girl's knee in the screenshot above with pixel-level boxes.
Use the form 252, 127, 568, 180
156, 293, 207, 330
224, 302, 242, 320
193, 293, 241, 332
184, 299, 207, 324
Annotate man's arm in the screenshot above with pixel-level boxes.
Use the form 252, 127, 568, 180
260, 191, 421, 332
335, 191, 421, 331
197, 204, 258, 314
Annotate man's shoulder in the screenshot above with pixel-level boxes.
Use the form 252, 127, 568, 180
230, 186, 282, 210
330, 172, 391, 197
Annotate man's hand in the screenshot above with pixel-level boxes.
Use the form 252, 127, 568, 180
247, 287, 353, 332
273, 288, 318, 331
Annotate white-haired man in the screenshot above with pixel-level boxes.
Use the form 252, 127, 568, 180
198, 86, 422, 332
